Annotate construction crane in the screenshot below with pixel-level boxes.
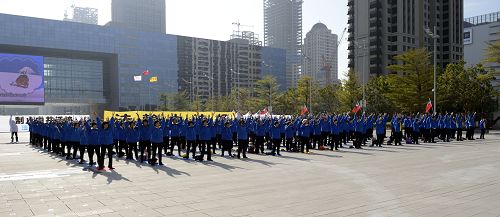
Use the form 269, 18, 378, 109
232, 21, 254, 35
337, 27, 347, 47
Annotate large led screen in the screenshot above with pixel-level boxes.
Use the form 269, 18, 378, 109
0, 53, 44, 104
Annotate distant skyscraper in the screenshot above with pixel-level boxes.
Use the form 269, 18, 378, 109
64, 6, 98, 25
347, 0, 464, 83
111, 0, 166, 33
304, 23, 339, 86
264, 0, 303, 88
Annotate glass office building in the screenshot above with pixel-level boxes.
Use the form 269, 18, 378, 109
0, 11, 285, 115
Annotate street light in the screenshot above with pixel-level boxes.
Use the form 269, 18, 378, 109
425, 26, 439, 114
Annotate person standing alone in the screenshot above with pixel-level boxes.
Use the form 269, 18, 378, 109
9, 115, 18, 143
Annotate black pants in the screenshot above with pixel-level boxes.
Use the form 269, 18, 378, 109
170, 137, 181, 156
198, 140, 212, 161
139, 140, 151, 163
332, 134, 340, 150
11, 132, 18, 143
221, 140, 233, 156
185, 140, 195, 158
480, 129, 485, 139
376, 133, 384, 147
354, 132, 362, 149
413, 131, 420, 144
237, 139, 248, 158
272, 139, 281, 155
87, 145, 96, 165
99, 145, 113, 169
78, 144, 85, 162
300, 136, 310, 153
52, 139, 60, 153
117, 140, 126, 157
255, 136, 265, 154
60, 141, 66, 155
152, 142, 164, 164
285, 138, 293, 151
312, 135, 320, 149
457, 129, 463, 141
394, 132, 402, 146
43, 136, 48, 149
127, 142, 138, 160
163, 136, 170, 154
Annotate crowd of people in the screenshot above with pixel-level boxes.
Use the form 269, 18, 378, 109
25, 111, 487, 171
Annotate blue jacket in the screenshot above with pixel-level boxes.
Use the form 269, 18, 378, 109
126, 124, 140, 143
299, 124, 312, 138
97, 117, 114, 145
221, 126, 232, 141
285, 124, 295, 139
138, 117, 152, 141
184, 125, 197, 141
237, 122, 249, 141
270, 125, 281, 140
199, 124, 212, 141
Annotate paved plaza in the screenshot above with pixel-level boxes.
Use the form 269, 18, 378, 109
1, 132, 500, 217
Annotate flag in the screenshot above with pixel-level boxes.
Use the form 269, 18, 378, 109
133, 76, 142, 81
149, 76, 158, 83
260, 107, 269, 115
143, 70, 150, 76
425, 99, 433, 113
352, 101, 361, 113
300, 105, 309, 116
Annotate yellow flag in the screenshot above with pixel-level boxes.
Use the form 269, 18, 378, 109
149, 76, 158, 83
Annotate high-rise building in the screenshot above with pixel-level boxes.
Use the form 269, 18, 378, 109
64, 6, 98, 25
347, 0, 464, 83
111, 0, 166, 33
303, 23, 339, 86
264, 0, 303, 88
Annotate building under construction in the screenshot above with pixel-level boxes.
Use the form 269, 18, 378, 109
263, 0, 303, 88
64, 6, 98, 25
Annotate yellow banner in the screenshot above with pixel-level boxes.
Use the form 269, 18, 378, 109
149, 76, 158, 83
103, 111, 235, 121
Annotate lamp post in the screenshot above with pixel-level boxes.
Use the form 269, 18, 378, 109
425, 26, 439, 114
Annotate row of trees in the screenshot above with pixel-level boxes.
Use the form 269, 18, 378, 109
158, 48, 498, 116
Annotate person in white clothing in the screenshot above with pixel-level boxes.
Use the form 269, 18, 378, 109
9, 115, 19, 143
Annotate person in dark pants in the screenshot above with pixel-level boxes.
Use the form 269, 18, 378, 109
97, 114, 115, 170
169, 118, 182, 157
236, 119, 250, 159
137, 114, 153, 164
221, 122, 233, 157
299, 119, 312, 153
270, 121, 282, 156
184, 120, 197, 159
86, 120, 99, 165
479, 118, 486, 139
151, 118, 165, 166
9, 115, 18, 143
254, 120, 266, 154
198, 119, 212, 161
125, 120, 140, 160
284, 121, 295, 152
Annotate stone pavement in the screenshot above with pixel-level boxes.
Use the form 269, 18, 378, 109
1, 133, 500, 217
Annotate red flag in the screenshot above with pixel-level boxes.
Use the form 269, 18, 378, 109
425, 99, 433, 113
260, 107, 269, 115
300, 105, 309, 116
351, 101, 361, 113
142, 70, 150, 76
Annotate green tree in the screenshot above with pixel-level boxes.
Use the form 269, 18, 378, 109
365, 76, 395, 114
337, 69, 362, 112
386, 48, 434, 112
484, 35, 500, 65
274, 88, 300, 115
315, 84, 340, 113
254, 75, 280, 112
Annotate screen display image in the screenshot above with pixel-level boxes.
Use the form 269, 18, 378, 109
0, 53, 44, 104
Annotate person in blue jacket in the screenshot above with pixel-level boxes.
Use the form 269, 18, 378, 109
97, 113, 115, 170
375, 116, 385, 147
125, 118, 140, 160
299, 119, 312, 153
412, 118, 420, 144
151, 118, 165, 166
86, 120, 99, 165
169, 117, 182, 157
80, 122, 91, 165
479, 118, 486, 139
254, 119, 266, 154
137, 113, 153, 163
197, 118, 213, 161
236, 119, 250, 159
221, 121, 234, 157
270, 121, 282, 156
284, 121, 295, 152
68, 121, 82, 160
184, 120, 197, 159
